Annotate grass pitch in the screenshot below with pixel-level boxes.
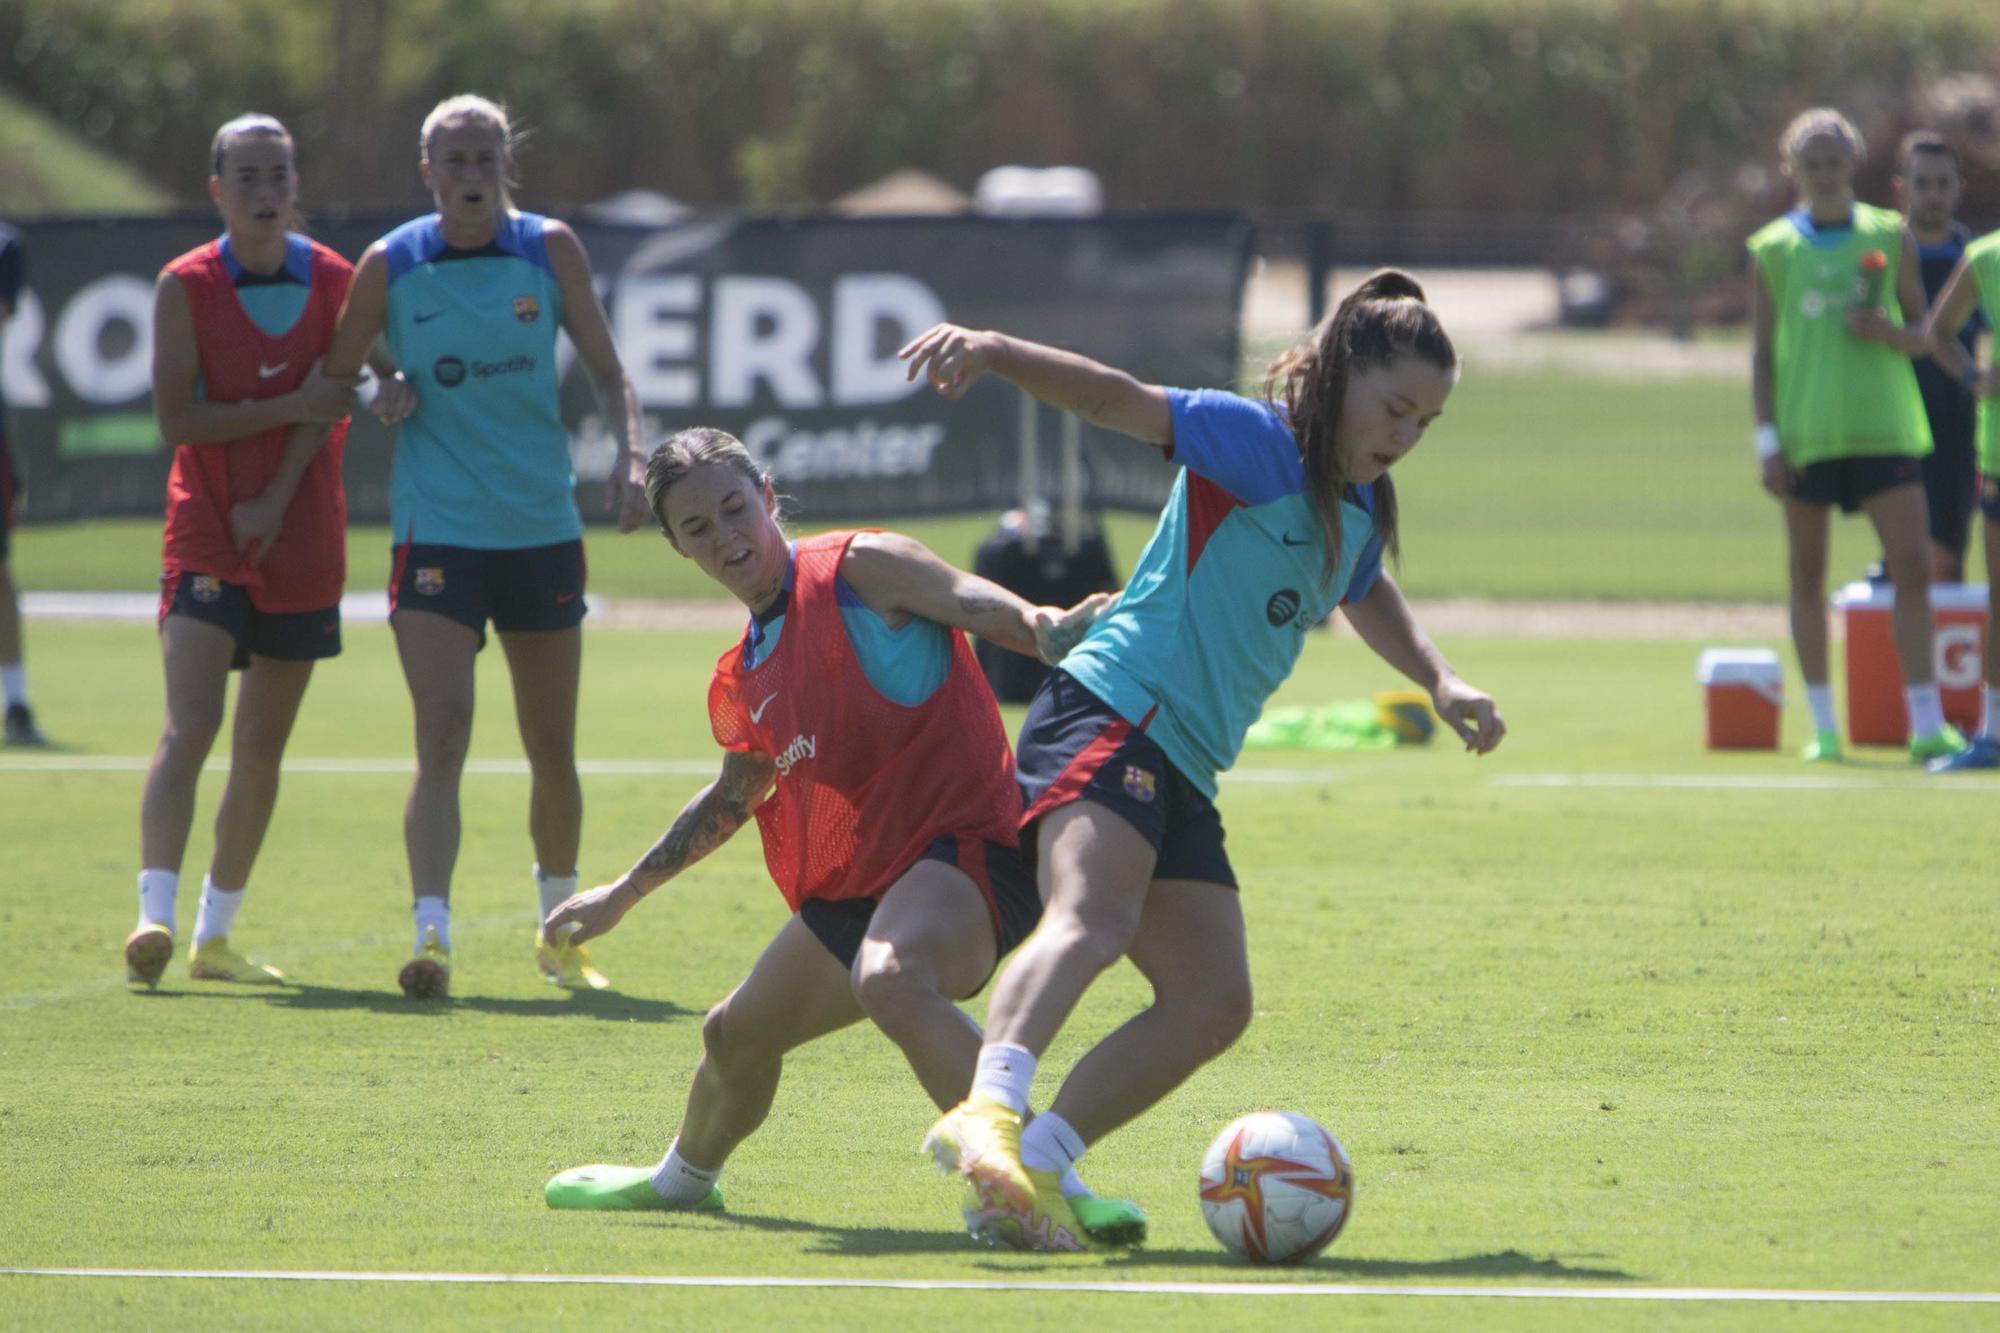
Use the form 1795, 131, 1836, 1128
2, 616, 1996, 1329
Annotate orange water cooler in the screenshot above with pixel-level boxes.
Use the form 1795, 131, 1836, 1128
1697, 648, 1783, 749
1831, 581, 1989, 744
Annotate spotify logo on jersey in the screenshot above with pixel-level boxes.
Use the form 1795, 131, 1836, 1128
433, 356, 467, 388
1266, 589, 1302, 628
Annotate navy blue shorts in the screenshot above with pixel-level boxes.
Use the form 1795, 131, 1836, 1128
390, 540, 586, 647
797, 834, 1041, 996
0, 437, 15, 559
1791, 454, 1922, 514
158, 572, 341, 671
1919, 389, 1979, 554
1014, 669, 1237, 890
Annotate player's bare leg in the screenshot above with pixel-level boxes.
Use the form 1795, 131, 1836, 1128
393, 610, 478, 995
1783, 497, 1839, 758
498, 625, 583, 878
1046, 878, 1252, 1144
1865, 482, 1959, 758
851, 859, 997, 1109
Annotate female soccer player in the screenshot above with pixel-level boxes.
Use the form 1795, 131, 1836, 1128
900, 271, 1507, 1250
537, 429, 1141, 1245
1747, 108, 1958, 763
1915, 229, 2000, 771
125, 114, 360, 988
323, 95, 650, 998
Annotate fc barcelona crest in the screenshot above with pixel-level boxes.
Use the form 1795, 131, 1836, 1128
1122, 764, 1157, 803
513, 294, 541, 324
191, 574, 223, 604
414, 567, 446, 596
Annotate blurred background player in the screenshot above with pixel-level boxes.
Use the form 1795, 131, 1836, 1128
1892, 131, 1986, 583
1914, 223, 2000, 771
539, 431, 1142, 1244
125, 114, 360, 988
323, 94, 650, 998
1747, 108, 1959, 764
0, 219, 45, 747
903, 272, 1506, 1251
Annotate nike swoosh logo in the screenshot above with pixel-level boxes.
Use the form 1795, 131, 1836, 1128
555, 591, 577, 604
257, 362, 289, 378
1281, 532, 1311, 547
748, 693, 779, 724
414, 310, 444, 324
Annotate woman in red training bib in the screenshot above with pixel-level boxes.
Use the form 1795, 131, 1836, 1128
538, 428, 1142, 1245
124, 114, 361, 989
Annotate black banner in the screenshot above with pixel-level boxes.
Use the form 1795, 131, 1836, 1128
1, 212, 1252, 525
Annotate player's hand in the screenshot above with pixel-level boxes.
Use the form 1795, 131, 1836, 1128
370, 371, 419, 425
228, 492, 285, 563
1759, 454, 1792, 500
1845, 307, 1895, 343
1033, 591, 1118, 664
295, 358, 362, 422
900, 323, 1001, 399
1433, 675, 1505, 755
608, 449, 653, 533
544, 879, 641, 947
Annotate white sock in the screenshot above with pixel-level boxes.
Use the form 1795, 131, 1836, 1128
971, 1042, 1036, 1114
1805, 684, 1838, 735
1983, 687, 2000, 741
193, 875, 244, 944
1, 663, 25, 708
534, 864, 578, 923
1021, 1111, 1088, 1176
1058, 1166, 1090, 1199
650, 1138, 722, 1203
413, 896, 451, 952
1907, 683, 1944, 738
137, 869, 178, 932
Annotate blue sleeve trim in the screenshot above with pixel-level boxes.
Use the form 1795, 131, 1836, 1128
502, 211, 554, 274
383, 216, 444, 284
1166, 388, 1304, 505
834, 572, 866, 609
282, 234, 316, 286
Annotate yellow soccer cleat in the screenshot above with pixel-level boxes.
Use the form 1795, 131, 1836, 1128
187, 935, 287, 984
399, 926, 451, 999
924, 1096, 1052, 1242
535, 929, 610, 991
125, 924, 174, 989
960, 1166, 1103, 1253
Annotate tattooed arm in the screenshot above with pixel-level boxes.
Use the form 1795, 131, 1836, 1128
838, 530, 1116, 665
541, 749, 777, 945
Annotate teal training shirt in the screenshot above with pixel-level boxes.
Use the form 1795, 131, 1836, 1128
380, 211, 578, 548
742, 543, 951, 707
1060, 389, 1383, 797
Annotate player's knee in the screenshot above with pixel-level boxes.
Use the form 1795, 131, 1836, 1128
701, 998, 775, 1077
1175, 970, 1254, 1056
852, 945, 938, 1019
1042, 903, 1140, 975
412, 703, 474, 769
162, 705, 223, 758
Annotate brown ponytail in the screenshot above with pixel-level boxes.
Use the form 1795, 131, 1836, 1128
1262, 269, 1456, 587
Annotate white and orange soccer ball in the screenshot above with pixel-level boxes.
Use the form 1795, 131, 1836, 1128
1198, 1110, 1354, 1264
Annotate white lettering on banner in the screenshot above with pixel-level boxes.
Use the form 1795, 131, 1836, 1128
1935, 622, 1984, 690
615, 275, 701, 407
0, 290, 51, 408
742, 417, 947, 480
711, 277, 821, 409
831, 274, 946, 406
54, 275, 154, 404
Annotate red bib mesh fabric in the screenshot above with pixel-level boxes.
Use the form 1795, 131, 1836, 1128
708, 530, 1022, 910
161, 238, 353, 611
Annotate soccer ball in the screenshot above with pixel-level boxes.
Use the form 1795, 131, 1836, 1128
1198, 1111, 1353, 1264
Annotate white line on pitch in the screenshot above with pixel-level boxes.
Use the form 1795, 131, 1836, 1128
0, 756, 1344, 784
1495, 773, 2000, 793
0, 1269, 1995, 1303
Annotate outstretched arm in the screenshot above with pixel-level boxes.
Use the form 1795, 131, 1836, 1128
900, 323, 1173, 446
1340, 573, 1506, 755
839, 530, 1115, 664
1922, 257, 1988, 391
541, 749, 778, 945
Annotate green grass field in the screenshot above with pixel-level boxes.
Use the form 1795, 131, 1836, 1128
3, 614, 1996, 1329
14, 370, 1968, 605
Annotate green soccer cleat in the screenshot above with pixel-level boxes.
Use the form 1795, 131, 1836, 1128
1909, 724, 1966, 764
545, 1164, 722, 1212
125, 924, 174, 989
399, 926, 450, 999
1800, 729, 1842, 763
1070, 1192, 1148, 1247
188, 936, 286, 984
535, 929, 610, 991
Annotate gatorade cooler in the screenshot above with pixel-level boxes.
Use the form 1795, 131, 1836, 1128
1697, 648, 1783, 749
1832, 581, 1989, 744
